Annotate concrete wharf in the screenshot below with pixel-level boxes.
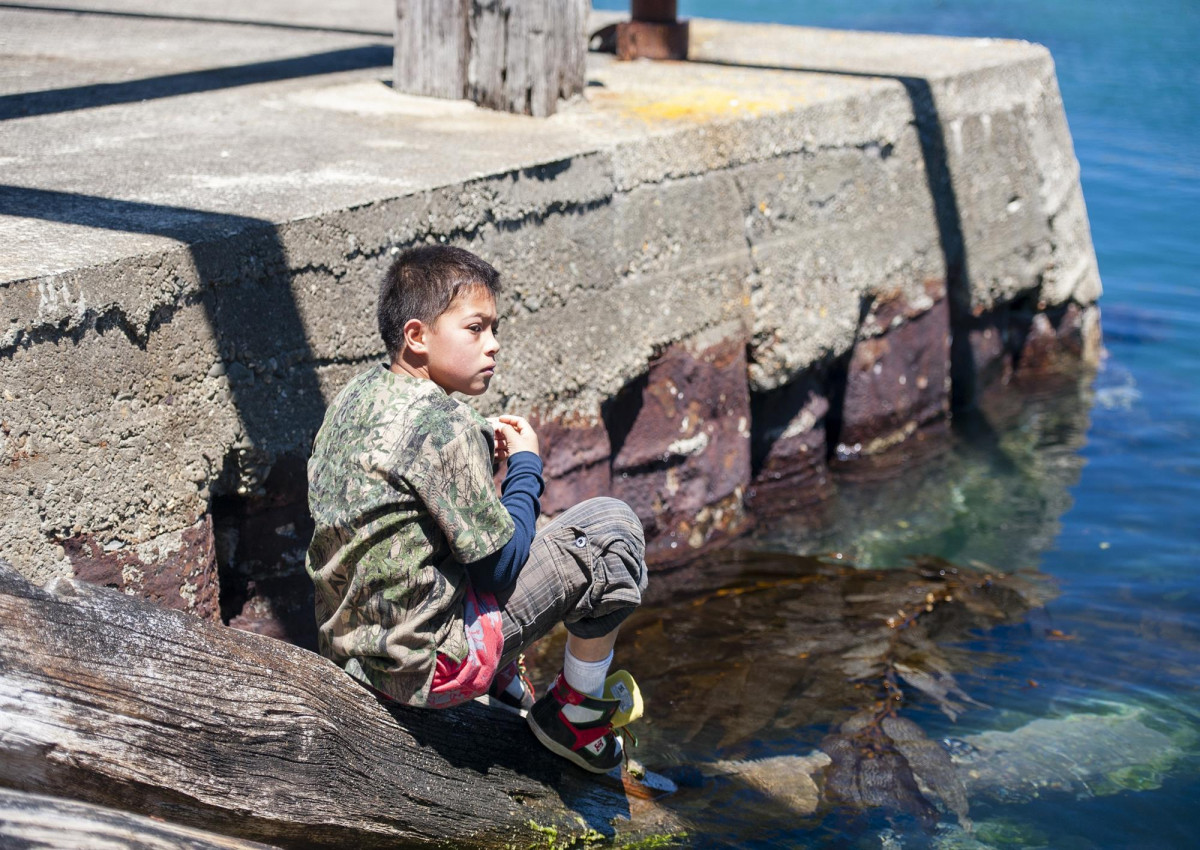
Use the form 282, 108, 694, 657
0, 1, 1100, 637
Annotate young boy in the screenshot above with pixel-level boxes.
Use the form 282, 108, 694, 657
305, 245, 648, 773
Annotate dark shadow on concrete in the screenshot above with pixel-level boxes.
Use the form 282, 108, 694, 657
894, 76, 978, 416
0, 185, 271, 242
0, 184, 326, 648
692, 58, 988, 425
0, 2, 390, 38
0, 44, 390, 120
600, 371, 648, 464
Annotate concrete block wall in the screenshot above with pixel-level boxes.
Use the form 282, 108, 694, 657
0, 13, 1101, 642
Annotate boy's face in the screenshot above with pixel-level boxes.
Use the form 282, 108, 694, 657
421, 286, 500, 396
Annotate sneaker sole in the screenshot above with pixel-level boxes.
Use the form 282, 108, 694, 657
527, 715, 619, 775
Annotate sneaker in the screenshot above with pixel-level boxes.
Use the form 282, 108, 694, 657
477, 658, 535, 716
527, 670, 642, 774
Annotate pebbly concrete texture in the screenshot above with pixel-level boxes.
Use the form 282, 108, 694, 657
0, 2, 1100, 640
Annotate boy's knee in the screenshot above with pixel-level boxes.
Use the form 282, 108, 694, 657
580, 497, 645, 549
561, 495, 648, 606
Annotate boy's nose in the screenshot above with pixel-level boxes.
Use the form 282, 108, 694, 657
486, 330, 500, 355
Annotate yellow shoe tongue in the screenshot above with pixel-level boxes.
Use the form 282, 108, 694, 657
603, 669, 644, 728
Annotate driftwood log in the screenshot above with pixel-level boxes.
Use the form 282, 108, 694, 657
0, 560, 681, 848
0, 787, 280, 849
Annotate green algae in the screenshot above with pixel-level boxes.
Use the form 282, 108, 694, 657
521, 817, 684, 850
616, 832, 689, 849
525, 820, 559, 847
973, 817, 1049, 847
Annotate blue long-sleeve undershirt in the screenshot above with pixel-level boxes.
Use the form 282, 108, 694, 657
464, 451, 544, 593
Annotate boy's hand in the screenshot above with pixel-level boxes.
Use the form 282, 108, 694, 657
488, 415, 540, 461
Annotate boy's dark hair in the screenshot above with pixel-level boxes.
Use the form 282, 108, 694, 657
378, 245, 502, 360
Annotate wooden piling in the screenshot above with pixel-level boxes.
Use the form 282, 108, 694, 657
393, 0, 588, 117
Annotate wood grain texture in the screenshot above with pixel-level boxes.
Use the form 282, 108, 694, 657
393, 0, 587, 116
0, 561, 678, 848
0, 787, 280, 850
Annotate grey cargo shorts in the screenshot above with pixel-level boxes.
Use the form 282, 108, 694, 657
494, 497, 648, 666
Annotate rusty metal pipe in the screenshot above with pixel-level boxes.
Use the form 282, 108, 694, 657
618, 0, 688, 60
631, 0, 678, 23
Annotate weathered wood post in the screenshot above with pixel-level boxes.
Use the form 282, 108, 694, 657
393, 0, 589, 117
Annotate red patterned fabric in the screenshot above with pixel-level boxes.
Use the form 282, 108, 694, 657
428, 587, 504, 708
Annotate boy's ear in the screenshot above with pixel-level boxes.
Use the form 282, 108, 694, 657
402, 318, 428, 355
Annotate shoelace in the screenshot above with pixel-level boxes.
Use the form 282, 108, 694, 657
617, 723, 639, 766
515, 652, 535, 700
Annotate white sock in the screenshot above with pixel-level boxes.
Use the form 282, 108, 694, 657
562, 649, 612, 723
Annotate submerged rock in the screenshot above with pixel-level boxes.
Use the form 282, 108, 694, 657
705, 752, 832, 816
700, 706, 1188, 829
952, 707, 1185, 803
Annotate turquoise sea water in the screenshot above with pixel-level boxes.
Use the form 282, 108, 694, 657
593, 2, 1200, 846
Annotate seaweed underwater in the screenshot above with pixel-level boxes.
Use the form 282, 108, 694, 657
518, 548, 1067, 839
589, 546, 1197, 849
584, 550, 1063, 839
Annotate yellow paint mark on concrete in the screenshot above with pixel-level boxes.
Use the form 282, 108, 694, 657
612, 88, 793, 124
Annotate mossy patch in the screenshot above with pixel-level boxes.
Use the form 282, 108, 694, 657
973, 816, 1049, 846
523, 818, 674, 850
616, 831, 689, 849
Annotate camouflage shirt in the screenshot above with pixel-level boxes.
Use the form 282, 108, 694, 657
305, 365, 514, 705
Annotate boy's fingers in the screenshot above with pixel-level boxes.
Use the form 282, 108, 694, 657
498, 414, 533, 432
